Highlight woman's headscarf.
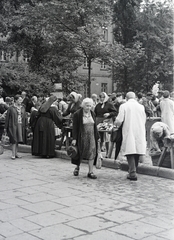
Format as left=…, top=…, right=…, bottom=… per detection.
left=40, top=95, right=57, bottom=113
left=99, top=92, right=109, bottom=108
left=69, top=92, right=81, bottom=103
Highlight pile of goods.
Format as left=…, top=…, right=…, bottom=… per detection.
left=97, top=122, right=114, bottom=132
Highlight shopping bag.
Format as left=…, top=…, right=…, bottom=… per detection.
left=1, top=133, right=10, bottom=147
left=96, top=142, right=102, bottom=169
left=96, top=152, right=102, bottom=169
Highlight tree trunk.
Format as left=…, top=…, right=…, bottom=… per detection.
left=123, top=66, right=128, bottom=92
left=87, top=59, right=91, bottom=97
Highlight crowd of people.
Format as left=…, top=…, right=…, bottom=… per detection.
left=0, top=89, right=174, bottom=181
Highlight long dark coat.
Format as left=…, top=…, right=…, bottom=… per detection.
left=72, top=108, right=100, bottom=166
left=5, top=105, right=27, bottom=144
left=32, top=106, right=62, bottom=157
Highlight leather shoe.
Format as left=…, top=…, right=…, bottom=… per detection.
left=87, top=172, right=97, bottom=179
left=127, top=174, right=137, bottom=181
left=73, top=167, right=79, bottom=176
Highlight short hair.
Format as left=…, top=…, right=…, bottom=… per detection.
left=81, top=98, right=93, bottom=108
left=146, top=92, right=153, bottom=96
left=5, top=97, right=12, bottom=103
left=91, top=94, right=97, bottom=98
left=14, top=94, right=22, bottom=101
left=116, top=92, right=123, bottom=97
left=163, top=90, right=170, bottom=98
left=63, top=97, right=67, bottom=102
left=137, top=92, right=143, bottom=99
left=126, top=92, right=136, bottom=100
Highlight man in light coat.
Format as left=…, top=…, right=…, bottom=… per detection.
left=115, top=92, right=146, bottom=181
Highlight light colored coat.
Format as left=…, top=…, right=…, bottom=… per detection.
left=115, top=99, right=146, bottom=155
left=160, top=98, right=174, bottom=134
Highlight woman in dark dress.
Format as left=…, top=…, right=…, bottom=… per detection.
left=94, top=92, right=117, bottom=157
left=31, top=96, right=62, bottom=158
left=71, top=98, right=100, bottom=179
left=5, top=95, right=27, bottom=160
left=62, top=91, right=82, bottom=118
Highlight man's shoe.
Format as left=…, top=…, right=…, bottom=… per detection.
left=127, top=174, right=137, bottom=181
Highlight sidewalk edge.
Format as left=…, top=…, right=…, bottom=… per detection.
left=5, top=144, right=174, bottom=180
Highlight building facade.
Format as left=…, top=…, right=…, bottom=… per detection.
left=77, top=25, right=114, bottom=97
left=1, top=25, right=114, bottom=97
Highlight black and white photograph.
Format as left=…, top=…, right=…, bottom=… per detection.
left=0, top=0, right=174, bottom=239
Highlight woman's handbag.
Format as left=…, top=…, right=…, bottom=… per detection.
left=1, top=133, right=10, bottom=147
left=67, top=145, right=78, bottom=159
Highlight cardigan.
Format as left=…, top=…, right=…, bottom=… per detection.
left=71, top=108, right=100, bottom=166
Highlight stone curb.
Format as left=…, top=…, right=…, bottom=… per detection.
left=4, top=144, right=174, bottom=180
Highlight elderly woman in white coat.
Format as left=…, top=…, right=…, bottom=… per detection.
left=114, top=92, right=146, bottom=181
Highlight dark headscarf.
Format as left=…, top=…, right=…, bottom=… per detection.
left=40, top=95, right=57, bottom=113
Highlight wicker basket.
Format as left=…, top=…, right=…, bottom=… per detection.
left=151, top=152, right=171, bottom=168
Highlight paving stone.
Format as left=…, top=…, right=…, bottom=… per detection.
left=18, top=192, right=57, bottom=203
left=74, top=230, right=135, bottom=240
left=43, top=187, right=84, bottom=198
left=5, top=233, right=41, bottom=240
left=86, top=199, right=130, bottom=211
left=0, top=207, right=34, bottom=222
left=142, top=236, right=170, bottom=240
left=98, top=209, right=143, bottom=224
left=14, top=187, right=38, bottom=195
left=157, top=228, right=174, bottom=240
left=109, top=220, right=163, bottom=239
left=2, top=197, right=30, bottom=206
left=57, top=205, right=104, bottom=218
left=140, top=216, right=174, bottom=230
left=66, top=216, right=115, bottom=232
left=9, top=218, right=41, bottom=232
left=0, top=150, right=174, bottom=240
left=30, top=224, right=84, bottom=240
left=25, top=211, right=75, bottom=227
left=0, top=202, right=15, bottom=210
left=51, top=195, right=93, bottom=207
left=0, top=222, right=22, bottom=237
left=21, top=200, right=65, bottom=213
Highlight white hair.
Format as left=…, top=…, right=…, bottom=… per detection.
left=81, top=98, right=93, bottom=108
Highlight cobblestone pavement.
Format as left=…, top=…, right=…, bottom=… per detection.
left=0, top=150, right=174, bottom=240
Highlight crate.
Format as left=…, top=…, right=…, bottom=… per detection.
left=151, top=152, right=171, bottom=168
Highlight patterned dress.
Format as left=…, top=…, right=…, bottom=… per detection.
left=81, top=114, right=96, bottom=160
left=14, top=105, right=23, bottom=143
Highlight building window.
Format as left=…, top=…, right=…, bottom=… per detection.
left=103, top=29, right=108, bottom=41
left=101, top=61, right=106, bottom=70
left=0, top=50, right=7, bottom=61
left=83, top=57, right=88, bottom=68
left=101, top=83, right=108, bottom=93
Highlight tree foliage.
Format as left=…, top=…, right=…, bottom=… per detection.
left=0, top=0, right=113, bottom=96
left=112, top=0, right=173, bottom=93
